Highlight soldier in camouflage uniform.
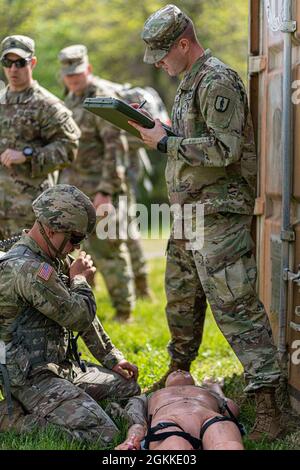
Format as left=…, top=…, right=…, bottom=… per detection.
left=0, top=35, right=80, bottom=239
left=0, top=185, right=140, bottom=445
left=130, top=4, right=282, bottom=440
left=94, top=81, right=171, bottom=300
left=58, top=45, right=140, bottom=319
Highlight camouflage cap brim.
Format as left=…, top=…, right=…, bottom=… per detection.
left=143, top=45, right=168, bottom=64
left=0, top=47, right=32, bottom=60
left=61, top=62, right=88, bottom=76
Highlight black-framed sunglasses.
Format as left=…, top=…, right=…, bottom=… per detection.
left=1, top=57, right=32, bottom=68
left=69, top=232, right=86, bottom=246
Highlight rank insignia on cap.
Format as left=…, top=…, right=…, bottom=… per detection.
left=37, top=263, right=54, bottom=281
left=215, top=95, right=230, bottom=112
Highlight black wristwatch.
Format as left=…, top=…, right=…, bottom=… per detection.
left=157, top=136, right=168, bottom=153
left=23, top=146, right=33, bottom=159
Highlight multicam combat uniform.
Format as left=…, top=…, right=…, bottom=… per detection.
left=164, top=51, right=281, bottom=392
left=141, top=3, right=281, bottom=393
left=0, top=81, right=80, bottom=238
left=0, top=233, right=139, bottom=444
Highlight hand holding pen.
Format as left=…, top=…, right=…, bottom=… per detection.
left=138, top=99, right=147, bottom=109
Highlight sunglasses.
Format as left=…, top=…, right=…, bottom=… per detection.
left=69, top=232, right=86, bottom=246
left=1, top=57, right=32, bottom=68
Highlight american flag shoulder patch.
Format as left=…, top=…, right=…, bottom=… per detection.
left=37, top=263, right=54, bottom=281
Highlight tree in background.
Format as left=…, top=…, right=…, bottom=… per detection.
left=1, top=0, right=248, bottom=101
left=0, top=0, right=248, bottom=204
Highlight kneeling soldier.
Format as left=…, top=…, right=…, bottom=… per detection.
left=0, top=184, right=139, bottom=445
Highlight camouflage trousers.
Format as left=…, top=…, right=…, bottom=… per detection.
left=86, top=188, right=148, bottom=315
left=165, top=213, right=281, bottom=393
left=0, top=362, right=140, bottom=446
left=86, top=235, right=135, bottom=315
left=125, top=183, right=148, bottom=282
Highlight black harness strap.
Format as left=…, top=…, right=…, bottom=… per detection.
left=68, top=332, right=87, bottom=373
left=224, top=402, right=246, bottom=436
left=200, top=404, right=246, bottom=442
left=143, top=421, right=202, bottom=450
left=200, top=416, right=238, bottom=441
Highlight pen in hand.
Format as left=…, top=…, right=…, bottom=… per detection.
left=138, top=99, right=147, bottom=110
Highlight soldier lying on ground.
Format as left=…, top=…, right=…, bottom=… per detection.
left=115, top=370, right=244, bottom=450
left=0, top=184, right=139, bottom=446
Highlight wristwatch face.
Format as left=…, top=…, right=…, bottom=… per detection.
left=23, top=146, right=33, bottom=157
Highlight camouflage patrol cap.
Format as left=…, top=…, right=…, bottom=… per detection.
left=58, top=44, right=89, bottom=76
left=32, top=185, right=96, bottom=235
left=0, top=35, right=35, bottom=60
left=142, top=4, right=190, bottom=64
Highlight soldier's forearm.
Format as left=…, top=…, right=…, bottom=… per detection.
left=81, top=317, right=124, bottom=368
left=167, top=134, right=242, bottom=167
left=30, top=141, right=78, bottom=178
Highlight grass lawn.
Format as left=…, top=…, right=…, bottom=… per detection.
left=1, top=253, right=300, bottom=450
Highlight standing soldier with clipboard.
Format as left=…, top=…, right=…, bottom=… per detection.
left=130, top=4, right=283, bottom=441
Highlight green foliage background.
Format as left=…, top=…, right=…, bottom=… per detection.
left=0, top=0, right=248, bottom=104
left=0, top=0, right=248, bottom=205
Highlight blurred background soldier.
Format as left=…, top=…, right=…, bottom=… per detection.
left=59, top=45, right=163, bottom=319
left=58, top=44, right=137, bottom=320
left=0, top=35, right=80, bottom=240
left=0, top=185, right=139, bottom=445
left=95, top=79, right=171, bottom=299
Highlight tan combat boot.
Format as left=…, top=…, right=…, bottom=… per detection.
left=144, top=360, right=191, bottom=393
left=0, top=398, right=39, bottom=433
left=248, top=387, right=282, bottom=441
left=135, top=274, right=153, bottom=300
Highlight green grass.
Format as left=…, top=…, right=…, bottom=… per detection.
left=1, top=255, right=300, bottom=450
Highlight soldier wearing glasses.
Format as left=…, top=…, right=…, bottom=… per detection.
left=0, top=35, right=80, bottom=240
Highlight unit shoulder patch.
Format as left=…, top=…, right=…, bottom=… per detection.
left=215, top=95, right=230, bottom=113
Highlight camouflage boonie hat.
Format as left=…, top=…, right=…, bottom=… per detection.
left=0, top=35, right=35, bottom=60
left=58, top=44, right=89, bottom=76
left=32, top=185, right=96, bottom=235
left=142, top=4, right=190, bottom=64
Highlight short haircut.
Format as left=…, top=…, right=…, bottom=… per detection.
left=177, top=21, right=198, bottom=44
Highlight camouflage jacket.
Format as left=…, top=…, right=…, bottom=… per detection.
left=0, top=235, right=124, bottom=387
left=0, top=81, right=80, bottom=222
left=166, top=50, right=256, bottom=215
left=62, top=76, right=127, bottom=197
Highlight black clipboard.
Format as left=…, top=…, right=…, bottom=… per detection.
left=83, top=97, right=176, bottom=139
